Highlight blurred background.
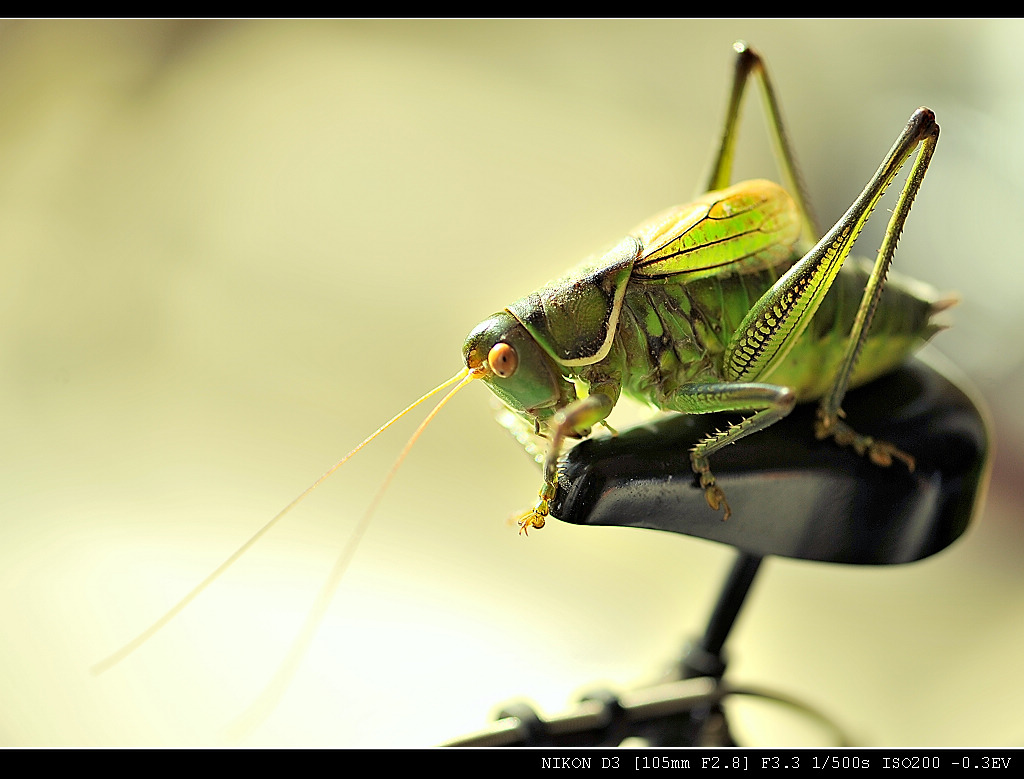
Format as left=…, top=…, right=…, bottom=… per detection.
left=0, top=19, right=1020, bottom=747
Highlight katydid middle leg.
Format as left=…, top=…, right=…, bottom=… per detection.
left=705, top=40, right=820, bottom=250
left=666, top=382, right=797, bottom=520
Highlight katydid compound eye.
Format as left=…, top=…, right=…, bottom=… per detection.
left=487, top=342, right=518, bottom=378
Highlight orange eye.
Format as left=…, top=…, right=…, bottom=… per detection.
left=487, top=342, right=518, bottom=378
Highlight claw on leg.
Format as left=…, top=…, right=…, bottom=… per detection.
left=692, top=455, right=732, bottom=521
left=516, top=501, right=548, bottom=535
left=702, top=478, right=732, bottom=522
left=516, top=482, right=555, bottom=535
left=865, top=439, right=915, bottom=471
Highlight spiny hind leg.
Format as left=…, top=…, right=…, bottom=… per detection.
left=812, top=112, right=938, bottom=474
left=720, top=109, right=938, bottom=479
left=668, top=383, right=796, bottom=521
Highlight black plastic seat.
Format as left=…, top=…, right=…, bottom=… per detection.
left=551, top=359, right=989, bottom=565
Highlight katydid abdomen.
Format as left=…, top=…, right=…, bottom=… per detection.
left=615, top=259, right=948, bottom=408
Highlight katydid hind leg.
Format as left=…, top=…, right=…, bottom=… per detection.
left=721, top=109, right=938, bottom=396
left=687, top=109, right=938, bottom=514
left=814, top=109, right=939, bottom=471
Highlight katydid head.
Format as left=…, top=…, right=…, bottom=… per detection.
left=462, top=311, right=576, bottom=435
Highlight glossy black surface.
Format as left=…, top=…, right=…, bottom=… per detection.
left=550, top=360, right=989, bottom=565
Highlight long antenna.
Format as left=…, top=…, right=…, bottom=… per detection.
left=227, top=366, right=482, bottom=738
left=92, top=367, right=477, bottom=675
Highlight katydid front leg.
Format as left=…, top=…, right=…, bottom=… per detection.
left=518, top=389, right=615, bottom=534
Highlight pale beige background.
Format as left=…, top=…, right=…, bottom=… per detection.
left=1, top=19, right=1021, bottom=747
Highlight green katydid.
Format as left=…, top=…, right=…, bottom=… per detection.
left=465, top=41, right=947, bottom=529
left=94, top=41, right=951, bottom=720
